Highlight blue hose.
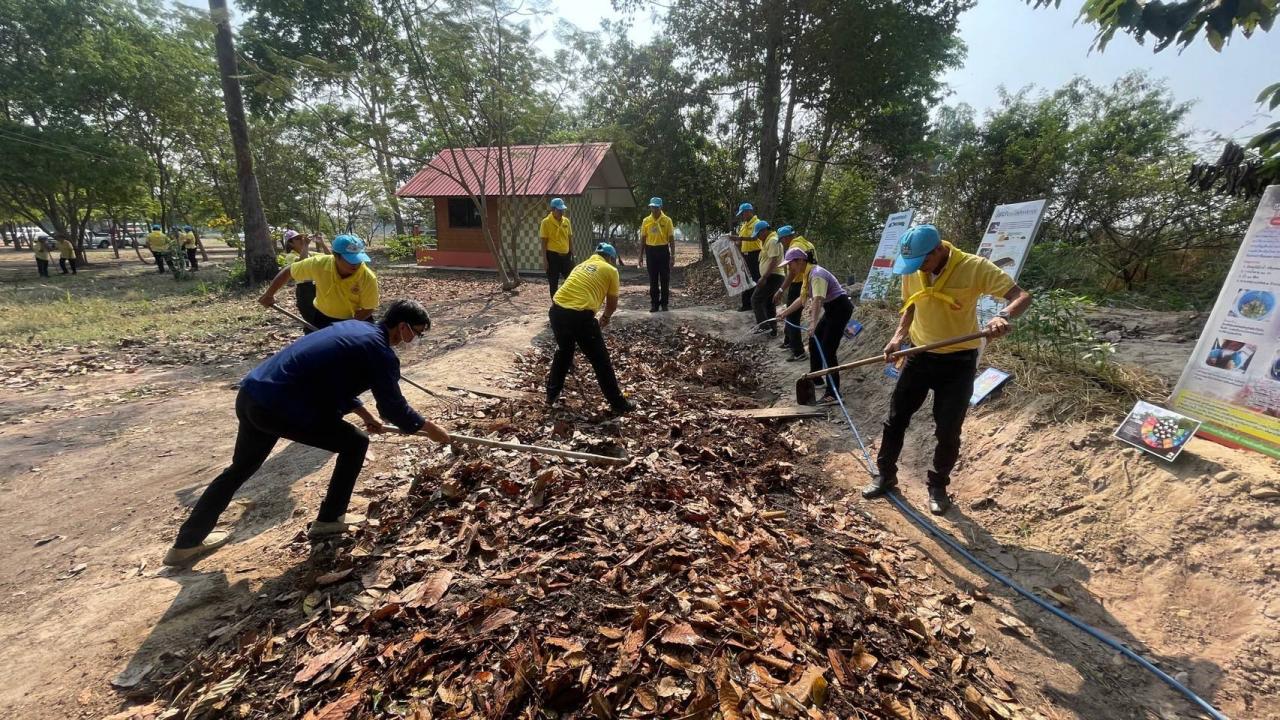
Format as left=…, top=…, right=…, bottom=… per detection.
left=784, top=319, right=1230, bottom=720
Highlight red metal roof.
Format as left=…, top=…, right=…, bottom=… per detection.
left=397, top=143, right=613, bottom=198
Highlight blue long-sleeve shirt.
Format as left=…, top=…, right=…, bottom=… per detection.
left=241, top=320, right=425, bottom=433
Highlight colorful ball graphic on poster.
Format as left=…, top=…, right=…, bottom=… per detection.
left=1140, top=415, right=1191, bottom=450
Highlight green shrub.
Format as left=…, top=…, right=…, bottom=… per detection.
left=386, top=234, right=432, bottom=263
left=222, top=259, right=248, bottom=289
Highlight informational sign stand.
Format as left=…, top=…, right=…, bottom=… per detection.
left=710, top=234, right=755, bottom=297
left=970, top=368, right=1012, bottom=406
left=1114, top=400, right=1201, bottom=462
left=975, top=199, right=1048, bottom=327
left=860, top=210, right=914, bottom=301
left=1169, top=185, right=1280, bottom=459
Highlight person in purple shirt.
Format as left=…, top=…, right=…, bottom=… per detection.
left=775, top=247, right=855, bottom=404
left=163, top=299, right=451, bottom=567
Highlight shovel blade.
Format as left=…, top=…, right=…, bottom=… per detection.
left=795, top=377, right=816, bottom=405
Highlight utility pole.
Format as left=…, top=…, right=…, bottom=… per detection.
left=209, top=0, right=275, bottom=283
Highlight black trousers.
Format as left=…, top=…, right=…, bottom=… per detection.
left=876, top=349, right=978, bottom=489
left=309, top=307, right=346, bottom=331
left=740, top=250, right=761, bottom=310
left=784, top=283, right=804, bottom=353
left=152, top=251, right=174, bottom=273
left=546, top=304, right=624, bottom=406
left=59, top=257, right=76, bottom=274
left=546, top=251, right=572, bottom=298
left=173, top=390, right=369, bottom=548
left=752, top=273, right=784, bottom=333
left=645, top=244, right=671, bottom=310
left=807, top=295, right=854, bottom=394
left=186, top=248, right=198, bottom=270
left=36, top=258, right=49, bottom=277
left=296, top=282, right=319, bottom=333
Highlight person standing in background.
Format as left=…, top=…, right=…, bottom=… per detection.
left=637, top=197, right=675, bottom=313
left=33, top=234, right=51, bottom=277
left=540, top=198, right=573, bottom=298
left=734, top=203, right=761, bottom=312
left=181, top=225, right=199, bottom=270
left=773, top=227, right=815, bottom=361
left=278, top=230, right=320, bottom=330
left=751, top=220, right=785, bottom=336
left=146, top=225, right=175, bottom=274
left=56, top=232, right=77, bottom=275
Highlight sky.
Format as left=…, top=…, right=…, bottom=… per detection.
left=540, top=0, right=1280, bottom=147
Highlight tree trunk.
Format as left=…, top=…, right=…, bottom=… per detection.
left=210, top=0, right=274, bottom=284
left=755, top=1, right=785, bottom=219
left=696, top=196, right=709, bottom=261
left=801, top=116, right=836, bottom=230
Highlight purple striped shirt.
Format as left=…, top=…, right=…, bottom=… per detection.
left=807, top=265, right=846, bottom=302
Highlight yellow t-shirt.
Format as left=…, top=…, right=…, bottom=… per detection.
left=180, top=232, right=197, bottom=249
left=56, top=239, right=75, bottom=258
left=738, top=216, right=761, bottom=253
left=539, top=213, right=572, bottom=255
left=553, top=254, right=620, bottom=312
left=758, top=232, right=785, bottom=277
left=289, top=254, right=380, bottom=319
left=277, top=250, right=300, bottom=268
left=34, top=239, right=50, bottom=260
left=641, top=213, right=675, bottom=246
left=145, top=231, right=170, bottom=252
left=790, top=235, right=814, bottom=258
left=900, top=242, right=1014, bottom=352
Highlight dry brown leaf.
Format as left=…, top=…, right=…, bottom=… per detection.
left=294, top=644, right=351, bottom=685
left=660, top=622, right=704, bottom=646
left=826, top=649, right=847, bottom=686
left=301, top=690, right=363, bottom=720
left=478, top=608, right=518, bottom=634
left=880, top=696, right=913, bottom=720
left=985, top=657, right=1015, bottom=685
left=997, top=615, right=1033, bottom=638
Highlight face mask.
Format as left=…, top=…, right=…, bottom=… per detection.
left=394, top=325, right=424, bottom=357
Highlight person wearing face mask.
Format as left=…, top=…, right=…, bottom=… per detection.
left=259, top=234, right=379, bottom=329
left=163, top=299, right=450, bottom=567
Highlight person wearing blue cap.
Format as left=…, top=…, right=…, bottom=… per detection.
left=750, top=219, right=784, bottom=335
left=638, top=197, right=675, bottom=312
left=546, top=243, right=635, bottom=414
left=259, top=234, right=379, bottom=330
left=771, top=226, right=815, bottom=360
left=540, top=198, right=574, bottom=298
left=180, top=225, right=199, bottom=270
left=734, top=202, right=761, bottom=312
left=145, top=224, right=175, bottom=274
left=864, top=224, right=1033, bottom=514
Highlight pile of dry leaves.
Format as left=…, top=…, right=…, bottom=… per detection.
left=132, top=323, right=1040, bottom=720
left=680, top=259, right=735, bottom=309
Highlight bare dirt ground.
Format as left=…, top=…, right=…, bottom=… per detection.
left=1, top=251, right=1276, bottom=719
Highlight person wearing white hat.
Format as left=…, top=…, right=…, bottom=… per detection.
left=638, top=197, right=675, bottom=312
left=540, top=198, right=573, bottom=298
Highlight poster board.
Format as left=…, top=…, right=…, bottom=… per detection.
left=1113, top=400, right=1201, bottom=462
left=975, top=199, right=1048, bottom=326
left=970, top=368, right=1012, bottom=406
left=860, top=210, right=915, bottom=301
left=1169, top=185, right=1280, bottom=459
left=710, top=234, right=756, bottom=297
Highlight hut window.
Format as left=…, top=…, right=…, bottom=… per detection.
left=447, top=199, right=483, bottom=228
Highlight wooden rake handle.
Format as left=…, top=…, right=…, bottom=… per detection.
left=800, top=331, right=989, bottom=381
left=447, top=433, right=628, bottom=466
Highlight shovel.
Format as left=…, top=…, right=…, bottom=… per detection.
left=795, top=331, right=989, bottom=405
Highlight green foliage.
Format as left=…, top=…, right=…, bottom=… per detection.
left=222, top=259, right=248, bottom=288
left=386, top=234, right=430, bottom=263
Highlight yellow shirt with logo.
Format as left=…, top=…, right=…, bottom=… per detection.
left=145, top=231, right=171, bottom=252
left=289, top=254, right=380, bottom=319
left=789, top=235, right=814, bottom=257
left=641, top=213, right=675, bottom=246
left=180, top=231, right=197, bottom=249
left=738, top=216, right=761, bottom=253
left=900, top=242, right=1014, bottom=352
left=553, top=254, right=620, bottom=312
left=758, top=232, right=785, bottom=277
left=540, top=213, right=572, bottom=255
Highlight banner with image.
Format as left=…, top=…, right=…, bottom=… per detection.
left=710, top=234, right=756, bottom=297
left=860, top=209, right=915, bottom=301
left=1170, top=185, right=1280, bottom=459
left=975, top=199, right=1048, bottom=326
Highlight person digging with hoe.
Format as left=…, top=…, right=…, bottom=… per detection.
left=546, top=243, right=635, bottom=415
left=259, top=234, right=379, bottom=330
left=862, top=225, right=1032, bottom=515
left=163, top=300, right=451, bottom=567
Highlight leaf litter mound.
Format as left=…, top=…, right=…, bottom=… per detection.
left=135, top=322, right=1041, bottom=720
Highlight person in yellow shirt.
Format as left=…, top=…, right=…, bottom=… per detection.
left=145, top=224, right=175, bottom=274
left=864, top=225, right=1033, bottom=515
left=33, top=234, right=52, bottom=277
left=749, top=220, right=785, bottom=335
left=540, top=197, right=573, bottom=298
left=259, top=234, right=379, bottom=329
left=733, top=202, right=761, bottom=312
left=637, top=197, right=675, bottom=312
left=772, top=227, right=815, bottom=360
left=180, top=225, right=199, bottom=271
left=546, top=243, right=634, bottom=414
left=55, top=233, right=77, bottom=275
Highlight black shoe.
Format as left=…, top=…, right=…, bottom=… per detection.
left=650, top=306, right=659, bottom=313
left=546, top=393, right=560, bottom=408
left=861, top=475, right=898, bottom=499
left=928, top=486, right=952, bottom=515
left=659, top=305, right=668, bottom=312
left=778, top=340, right=789, bottom=349
left=737, top=306, right=752, bottom=312
left=609, top=398, right=636, bottom=414
left=786, top=351, right=807, bottom=362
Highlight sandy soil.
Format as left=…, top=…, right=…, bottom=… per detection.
left=1, top=261, right=1277, bottom=720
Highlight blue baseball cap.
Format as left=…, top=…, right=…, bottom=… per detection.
left=332, top=234, right=371, bottom=264
left=752, top=219, right=771, bottom=236
left=151, top=224, right=161, bottom=231
left=550, top=198, right=567, bottom=210
left=182, top=225, right=193, bottom=231
left=892, top=225, right=941, bottom=275
left=648, top=197, right=663, bottom=208
left=595, top=242, right=617, bottom=261
left=776, top=225, right=794, bottom=238
left=736, top=202, right=753, bottom=215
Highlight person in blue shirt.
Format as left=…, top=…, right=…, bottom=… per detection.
left=163, top=299, right=451, bottom=567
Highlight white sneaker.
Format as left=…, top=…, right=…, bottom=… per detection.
left=162, top=531, right=231, bottom=567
